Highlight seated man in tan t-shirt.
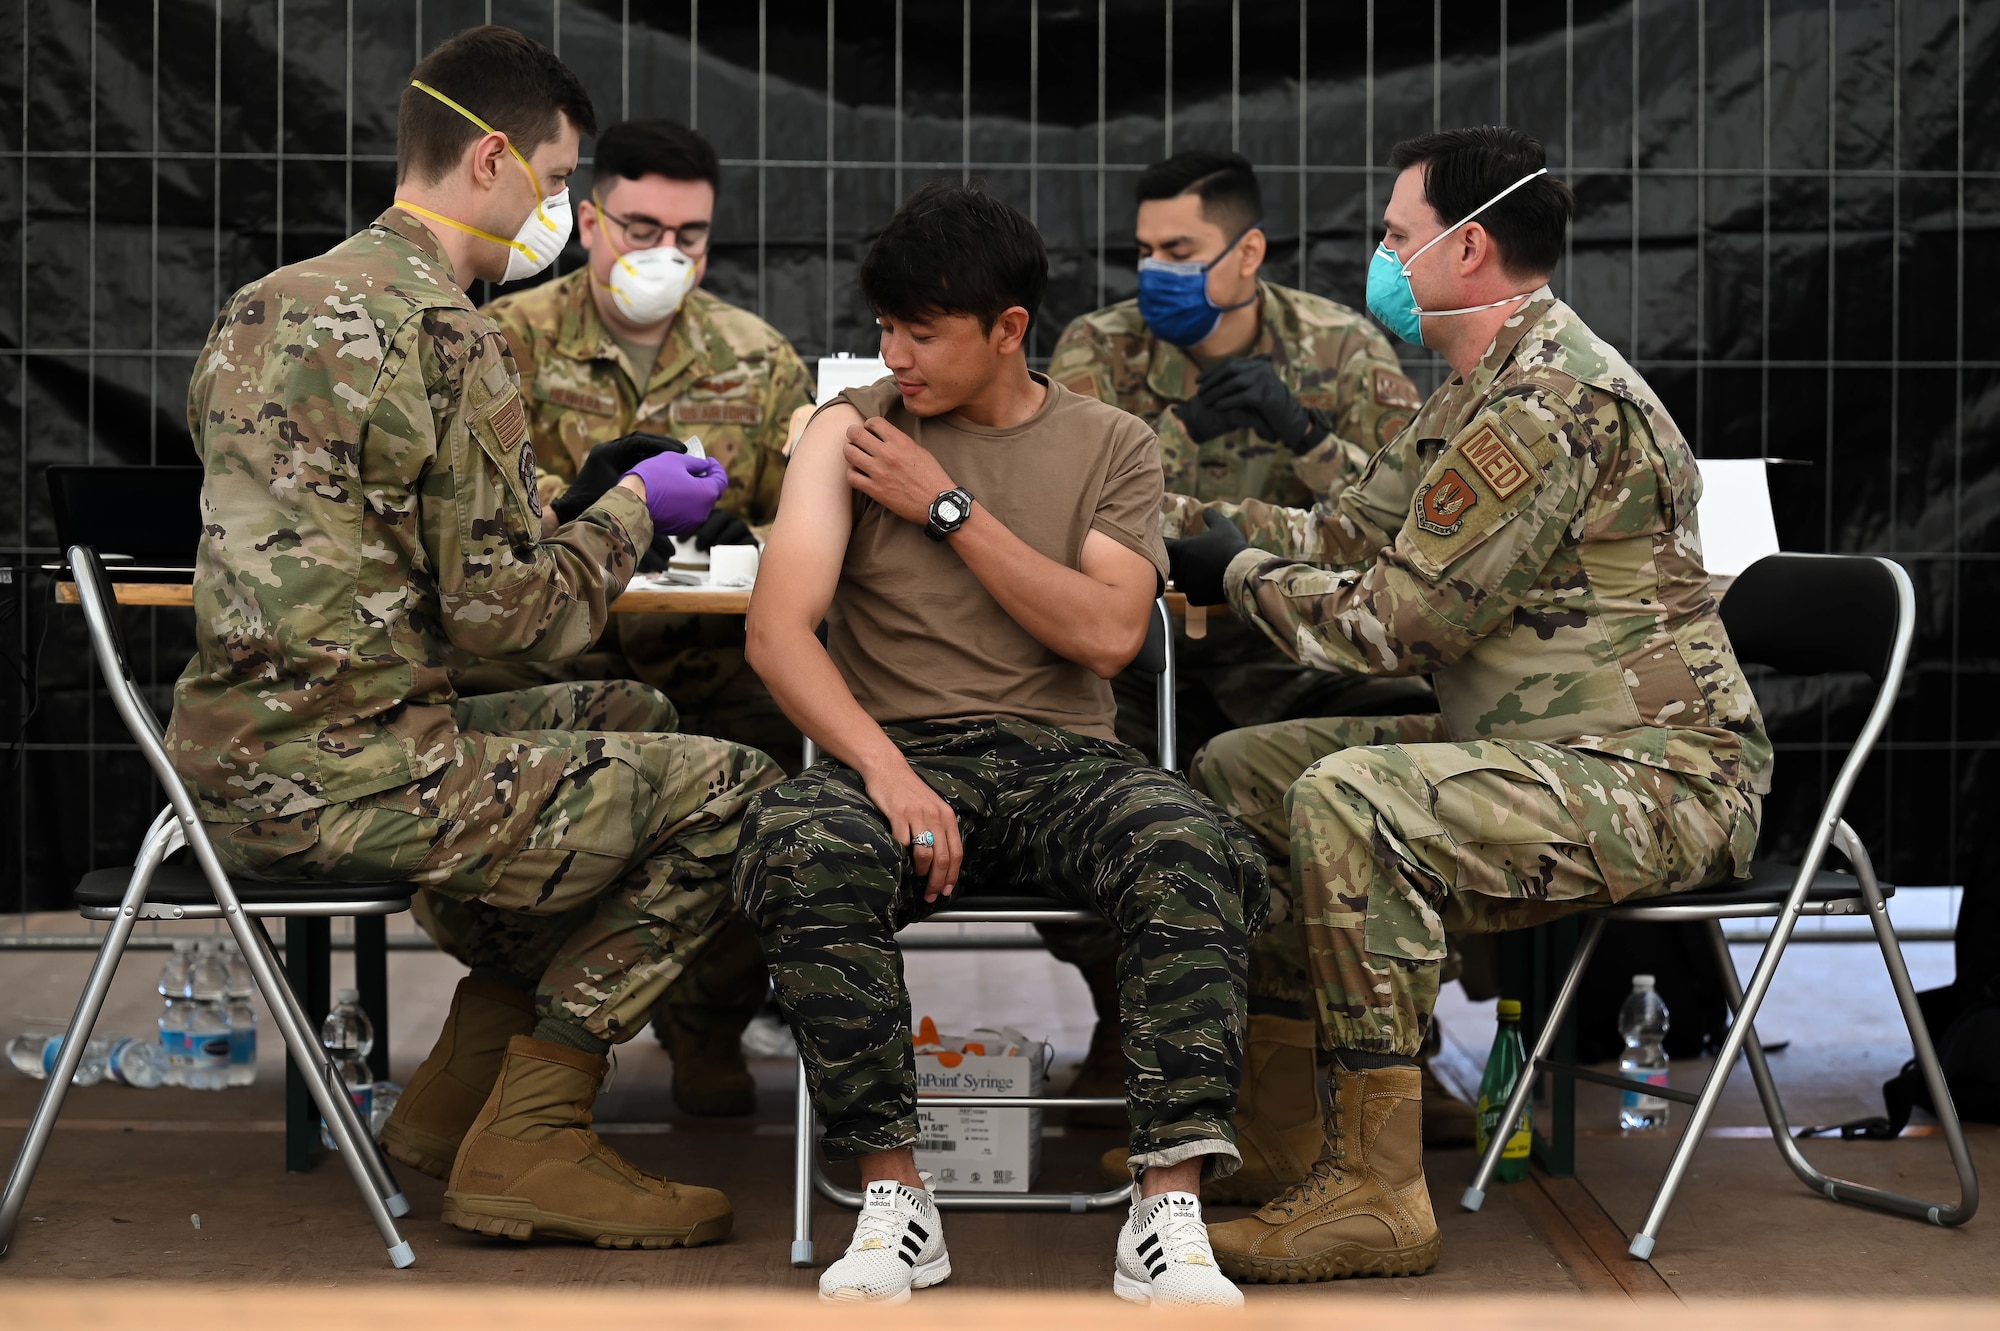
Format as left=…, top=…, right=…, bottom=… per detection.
left=733, top=182, right=1266, bottom=1308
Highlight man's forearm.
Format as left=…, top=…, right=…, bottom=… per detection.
left=947, top=507, right=1145, bottom=678
left=748, top=621, right=905, bottom=777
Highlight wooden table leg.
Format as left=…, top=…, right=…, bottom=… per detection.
left=285, top=917, right=332, bottom=1173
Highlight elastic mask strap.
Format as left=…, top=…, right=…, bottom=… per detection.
left=1205, top=219, right=1263, bottom=313
left=391, top=198, right=527, bottom=256
left=406, top=78, right=555, bottom=237
left=591, top=190, right=645, bottom=280
left=1398, top=168, right=1549, bottom=276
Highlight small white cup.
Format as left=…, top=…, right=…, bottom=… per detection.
left=709, top=544, right=761, bottom=587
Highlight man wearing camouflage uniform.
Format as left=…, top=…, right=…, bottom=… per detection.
left=481, top=119, right=814, bottom=1118
left=1166, top=128, right=1770, bottom=1283
left=164, top=27, right=782, bottom=1249
left=1045, top=149, right=1437, bottom=1167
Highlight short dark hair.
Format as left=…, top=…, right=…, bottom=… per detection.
left=398, top=26, right=598, bottom=186
left=859, top=181, right=1048, bottom=333
left=1134, top=150, right=1262, bottom=236
left=1388, top=127, right=1572, bottom=277
left=591, top=119, right=721, bottom=194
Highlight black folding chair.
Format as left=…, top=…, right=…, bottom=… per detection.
left=0, top=547, right=419, bottom=1269
left=789, top=598, right=1178, bottom=1265
left=1462, top=553, right=1978, bottom=1257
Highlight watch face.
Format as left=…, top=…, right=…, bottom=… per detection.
left=938, top=498, right=965, bottom=523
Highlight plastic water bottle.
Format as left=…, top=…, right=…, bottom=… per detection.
left=1618, top=974, right=1671, bottom=1130
left=1475, top=999, right=1532, bottom=1182
left=319, top=989, right=376, bottom=1151
left=157, top=938, right=196, bottom=1086
left=105, top=1037, right=169, bottom=1088
left=223, top=941, right=260, bottom=1086
left=184, top=941, right=233, bottom=1090
left=7, top=1033, right=114, bottom=1085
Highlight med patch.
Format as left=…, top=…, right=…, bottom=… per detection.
left=1457, top=422, right=1533, bottom=499
left=1402, top=413, right=1552, bottom=579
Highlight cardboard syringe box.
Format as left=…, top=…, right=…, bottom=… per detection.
left=912, top=1042, right=1046, bottom=1192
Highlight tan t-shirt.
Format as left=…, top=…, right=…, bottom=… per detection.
left=816, top=372, right=1168, bottom=740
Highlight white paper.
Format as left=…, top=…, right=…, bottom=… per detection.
left=1695, top=458, right=1781, bottom=577
left=815, top=353, right=890, bottom=405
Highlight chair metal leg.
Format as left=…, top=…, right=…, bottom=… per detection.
left=246, top=920, right=409, bottom=1217
left=230, top=915, right=414, bottom=1267
left=1702, top=828, right=1977, bottom=1228
left=792, top=1056, right=816, bottom=1267
left=0, top=808, right=176, bottom=1257
left=1625, top=847, right=1839, bottom=1259
left=1464, top=914, right=1607, bottom=1211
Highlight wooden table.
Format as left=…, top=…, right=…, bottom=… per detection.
left=56, top=579, right=754, bottom=616
left=57, top=580, right=1212, bottom=627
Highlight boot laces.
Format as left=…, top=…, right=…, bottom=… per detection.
left=1273, top=1125, right=1347, bottom=1218
left=847, top=1186, right=927, bottom=1255
left=1147, top=1198, right=1215, bottom=1262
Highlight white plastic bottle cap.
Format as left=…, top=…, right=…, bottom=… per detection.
left=1633, top=974, right=1656, bottom=988
left=337, top=987, right=359, bottom=1003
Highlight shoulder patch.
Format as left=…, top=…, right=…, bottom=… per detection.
left=1062, top=374, right=1104, bottom=401
left=1372, top=366, right=1423, bottom=410
left=487, top=386, right=528, bottom=453
left=1457, top=422, right=1534, bottom=500
left=1400, top=414, right=1553, bottom=580
left=1414, top=469, right=1480, bottom=536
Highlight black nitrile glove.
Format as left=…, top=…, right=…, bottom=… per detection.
left=1165, top=509, right=1250, bottom=607
left=691, top=508, right=756, bottom=553
left=549, top=432, right=687, bottom=525
left=1173, top=392, right=1234, bottom=444
left=1189, top=356, right=1328, bottom=454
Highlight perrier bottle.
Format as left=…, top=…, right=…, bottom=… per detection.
left=1474, top=998, right=1532, bottom=1182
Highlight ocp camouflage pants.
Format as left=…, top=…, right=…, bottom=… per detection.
left=733, top=718, right=1269, bottom=1171
left=209, top=680, right=784, bottom=1042
left=1194, top=715, right=1761, bottom=1056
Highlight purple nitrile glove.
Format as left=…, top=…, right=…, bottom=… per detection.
left=624, top=452, right=730, bottom=536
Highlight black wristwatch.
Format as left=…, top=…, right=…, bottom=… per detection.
left=925, top=487, right=974, bottom=542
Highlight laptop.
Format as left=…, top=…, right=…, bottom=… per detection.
left=45, top=464, right=205, bottom=582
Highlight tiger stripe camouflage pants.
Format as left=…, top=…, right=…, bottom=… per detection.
left=1192, top=714, right=1761, bottom=1056
left=208, top=680, right=784, bottom=1042
left=732, top=718, right=1269, bottom=1172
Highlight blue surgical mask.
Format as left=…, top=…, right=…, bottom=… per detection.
left=1365, top=168, right=1550, bottom=347
left=1137, top=222, right=1262, bottom=348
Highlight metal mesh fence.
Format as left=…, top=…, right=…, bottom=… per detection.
left=1, top=0, right=1994, bottom=927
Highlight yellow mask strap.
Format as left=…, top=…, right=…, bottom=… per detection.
left=405, top=78, right=556, bottom=235
left=390, top=197, right=531, bottom=257
left=590, top=190, right=647, bottom=280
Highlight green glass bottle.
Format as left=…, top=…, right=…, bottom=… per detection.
left=1474, top=999, right=1532, bottom=1182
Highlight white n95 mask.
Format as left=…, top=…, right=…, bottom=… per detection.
left=395, top=79, right=572, bottom=284
left=503, top=186, right=572, bottom=282
left=604, top=244, right=698, bottom=324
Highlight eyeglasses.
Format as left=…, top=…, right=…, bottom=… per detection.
left=596, top=200, right=712, bottom=257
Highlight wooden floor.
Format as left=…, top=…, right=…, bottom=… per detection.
left=1, top=921, right=1993, bottom=1313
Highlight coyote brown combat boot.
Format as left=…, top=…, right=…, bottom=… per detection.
left=379, top=976, right=536, bottom=1179
left=658, top=1007, right=758, bottom=1117
left=444, top=1035, right=734, bottom=1248
left=1100, top=1012, right=1322, bottom=1205
left=1206, top=1063, right=1440, bottom=1282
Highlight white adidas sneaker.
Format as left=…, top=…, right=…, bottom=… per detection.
left=819, top=1177, right=951, bottom=1303
left=1114, top=1190, right=1244, bottom=1307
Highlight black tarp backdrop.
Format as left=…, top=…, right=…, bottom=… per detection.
left=0, top=1, right=1995, bottom=940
